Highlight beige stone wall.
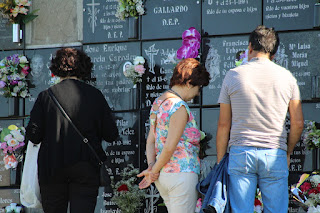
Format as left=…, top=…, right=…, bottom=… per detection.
left=25, top=0, right=83, bottom=48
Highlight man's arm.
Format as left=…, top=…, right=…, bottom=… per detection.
left=287, top=100, right=304, bottom=166
left=216, top=103, right=232, bottom=163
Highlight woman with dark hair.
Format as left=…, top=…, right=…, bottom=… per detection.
left=25, top=48, right=118, bottom=213
left=138, top=58, right=210, bottom=213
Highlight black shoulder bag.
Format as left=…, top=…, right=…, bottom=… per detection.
left=48, top=88, right=110, bottom=186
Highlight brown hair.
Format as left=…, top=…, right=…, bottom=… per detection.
left=50, top=48, right=93, bottom=81
left=169, top=58, right=210, bottom=88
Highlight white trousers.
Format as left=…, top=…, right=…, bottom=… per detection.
left=154, top=172, right=198, bottom=213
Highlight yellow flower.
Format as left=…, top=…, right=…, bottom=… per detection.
left=8, top=125, right=18, bottom=130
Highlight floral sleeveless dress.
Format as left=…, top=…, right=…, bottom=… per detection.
left=150, top=97, right=200, bottom=174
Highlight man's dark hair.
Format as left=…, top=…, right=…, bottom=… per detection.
left=249, top=25, right=279, bottom=56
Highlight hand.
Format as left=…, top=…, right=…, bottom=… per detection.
left=137, top=169, right=159, bottom=189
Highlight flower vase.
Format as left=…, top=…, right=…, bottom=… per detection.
left=128, top=17, right=138, bottom=39
left=130, top=84, right=138, bottom=109
left=12, top=23, right=20, bottom=43
left=8, top=97, right=24, bottom=117
left=314, top=3, right=320, bottom=28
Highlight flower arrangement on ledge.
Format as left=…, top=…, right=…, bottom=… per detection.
left=0, top=0, right=38, bottom=24
left=123, top=56, right=146, bottom=85
left=115, top=0, right=145, bottom=20
left=111, top=164, right=146, bottom=213
left=0, top=125, right=25, bottom=169
left=302, top=120, right=320, bottom=150
left=291, top=171, right=320, bottom=213
left=0, top=54, right=30, bottom=98
left=177, top=27, right=201, bottom=59
left=3, top=203, right=24, bottom=213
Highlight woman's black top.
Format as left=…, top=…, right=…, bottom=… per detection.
left=25, top=79, right=119, bottom=183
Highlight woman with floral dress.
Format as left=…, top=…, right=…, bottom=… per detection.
left=138, top=58, right=210, bottom=213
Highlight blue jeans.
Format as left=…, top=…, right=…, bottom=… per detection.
left=228, top=146, right=288, bottom=213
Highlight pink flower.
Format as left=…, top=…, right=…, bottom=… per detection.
left=195, top=198, right=202, bottom=212
left=0, top=142, right=7, bottom=150
left=21, top=66, right=29, bottom=75
left=182, top=27, right=201, bottom=42
left=134, top=64, right=145, bottom=75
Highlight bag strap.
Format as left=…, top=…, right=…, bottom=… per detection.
left=48, top=88, right=104, bottom=165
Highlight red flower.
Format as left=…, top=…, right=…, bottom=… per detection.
left=308, top=188, right=319, bottom=195
left=117, top=184, right=129, bottom=192
left=300, top=182, right=312, bottom=192
left=254, top=198, right=262, bottom=206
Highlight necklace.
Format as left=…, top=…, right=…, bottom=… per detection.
left=167, top=89, right=183, bottom=100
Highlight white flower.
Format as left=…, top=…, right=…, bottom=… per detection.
left=13, top=86, right=20, bottom=93
left=19, top=56, right=28, bottom=64
left=20, top=90, right=28, bottom=98
left=310, top=175, right=320, bottom=185
left=18, top=81, right=25, bottom=88
left=133, top=56, right=145, bottom=65
left=305, top=199, right=316, bottom=207
left=10, top=129, right=21, bottom=138
left=136, top=4, right=144, bottom=15
left=307, top=205, right=320, bottom=213
left=7, top=138, right=19, bottom=147
left=11, top=92, right=17, bottom=97
left=3, top=134, right=13, bottom=141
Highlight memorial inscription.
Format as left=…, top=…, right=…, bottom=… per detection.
left=141, top=0, right=200, bottom=40
left=84, top=43, right=140, bottom=111
left=202, top=0, right=261, bottom=35
left=83, top=0, right=130, bottom=43
left=263, top=0, right=314, bottom=31
left=275, top=31, right=320, bottom=101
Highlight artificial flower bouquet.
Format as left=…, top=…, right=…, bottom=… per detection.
left=177, top=27, right=201, bottom=59
left=235, top=49, right=248, bottom=67
left=0, top=125, right=25, bottom=169
left=123, top=56, right=146, bottom=85
left=0, top=0, right=38, bottom=24
left=291, top=171, right=320, bottom=213
left=115, top=0, right=145, bottom=20
left=3, top=203, right=24, bottom=213
left=0, top=54, right=30, bottom=98
left=302, top=120, right=320, bottom=150
left=111, top=164, right=146, bottom=213
left=254, top=188, right=263, bottom=213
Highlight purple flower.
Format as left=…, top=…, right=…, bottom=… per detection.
left=177, top=27, right=201, bottom=59
left=177, top=45, right=199, bottom=59
left=182, top=37, right=200, bottom=49
left=11, top=80, right=18, bottom=85
left=0, top=81, right=6, bottom=88
left=182, top=27, right=201, bottom=42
